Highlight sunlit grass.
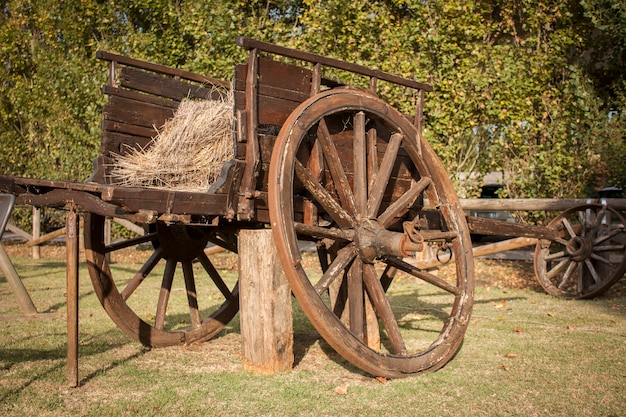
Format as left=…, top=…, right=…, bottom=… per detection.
left=0, top=245, right=624, bottom=416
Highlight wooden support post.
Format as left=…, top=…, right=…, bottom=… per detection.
left=66, top=206, right=80, bottom=387
left=239, top=228, right=293, bottom=373
left=0, top=194, right=37, bottom=315
left=0, top=243, right=38, bottom=315
left=104, top=217, right=111, bottom=264
left=32, top=206, right=40, bottom=259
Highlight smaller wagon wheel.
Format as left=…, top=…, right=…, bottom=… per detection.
left=84, top=213, right=239, bottom=347
left=534, top=204, right=626, bottom=299
left=269, top=87, right=475, bottom=378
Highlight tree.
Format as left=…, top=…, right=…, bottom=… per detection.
left=0, top=0, right=623, bottom=201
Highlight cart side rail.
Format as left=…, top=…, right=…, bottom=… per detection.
left=96, top=50, right=231, bottom=89
left=236, top=37, right=432, bottom=93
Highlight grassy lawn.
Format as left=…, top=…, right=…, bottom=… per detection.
left=0, top=244, right=624, bottom=417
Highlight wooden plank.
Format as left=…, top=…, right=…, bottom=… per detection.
left=99, top=186, right=230, bottom=216
left=233, top=59, right=312, bottom=127
left=26, top=226, right=67, bottom=247
left=101, top=131, right=154, bottom=156
left=102, top=85, right=180, bottom=109
left=234, top=59, right=312, bottom=101
left=101, top=120, right=156, bottom=140
left=239, top=229, right=293, bottom=373
left=461, top=198, right=626, bottom=211
left=234, top=90, right=304, bottom=126
left=103, top=95, right=175, bottom=130
left=120, top=67, right=226, bottom=102
left=466, top=216, right=558, bottom=240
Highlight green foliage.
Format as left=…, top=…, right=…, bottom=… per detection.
left=0, top=0, right=623, bottom=198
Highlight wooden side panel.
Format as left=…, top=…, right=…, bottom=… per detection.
left=101, top=131, right=154, bottom=156
left=102, top=95, right=175, bottom=130
left=234, top=58, right=311, bottom=128
left=120, top=67, right=225, bottom=101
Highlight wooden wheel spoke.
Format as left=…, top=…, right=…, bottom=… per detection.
left=555, top=237, right=570, bottom=246
left=353, top=111, right=367, bottom=217
left=589, top=207, right=606, bottom=230
left=367, top=133, right=402, bottom=218
left=593, top=243, right=626, bottom=252
left=155, top=258, right=177, bottom=330
left=558, top=260, right=579, bottom=290
left=295, top=159, right=354, bottom=229
left=198, top=251, right=235, bottom=301
left=121, top=246, right=164, bottom=301
left=367, top=127, right=378, bottom=190
left=544, top=250, right=566, bottom=261
left=294, top=222, right=354, bottom=242
left=315, top=245, right=357, bottom=294
left=348, top=259, right=365, bottom=340
left=546, top=258, right=570, bottom=280
left=182, top=261, right=202, bottom=328
left=317, top=245, right=330, bottom=274
left=385, top=256, right=461, bottom=295
left=363, top=264, right=407, bottom=355
left=378, top=177, right=431, bottom=227
left=590, top=252, right=616, bottom=267
left=105, top=232, right=158, bottom=253
left=206, top=235, right=238, bottom=253
left=380, top=264, right=397, bottom=292
left=316, top=118, right=356, bottom=215
left=560, top=217, right=578, bottom=239
left=593, top=228, right=625, bottom=246
left=583, top=259, right=601, bottom=285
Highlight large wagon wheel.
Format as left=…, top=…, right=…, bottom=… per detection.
left=84, top=213, right=239, bottom=347
left=534, top=204, right=626, bottom=299
left=268, top=87, right=475, bottom=378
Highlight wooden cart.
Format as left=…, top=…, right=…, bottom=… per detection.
left=1, top=37, right=624, bottom=379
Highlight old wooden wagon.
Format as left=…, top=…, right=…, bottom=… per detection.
left=1, top=37, right=625, bottom=379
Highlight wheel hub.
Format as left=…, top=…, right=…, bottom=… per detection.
left=157, top=223, right=212, bottom=262
left=565, top=236, right=593, bottom=262
left=354, top=219, right=423, bottom=263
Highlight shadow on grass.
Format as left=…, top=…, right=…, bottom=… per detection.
left=0, top=328, right=145, bottom=399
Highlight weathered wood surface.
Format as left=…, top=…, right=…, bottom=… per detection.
left=466, top=216, right=557, bottom=240
left=239, top=228, right=293, bottom=373
left=97, top=50, right=230, bottom=161
left=0, top=243, right=38, bottom=315
left=0, top=194, right=37, bottom=315
left=65, top=207, right=80, bottom=387
left=461, top=198, right=626, bottom=211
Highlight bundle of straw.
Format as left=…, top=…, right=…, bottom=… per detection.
left=110, top=93, right=234, bottom=192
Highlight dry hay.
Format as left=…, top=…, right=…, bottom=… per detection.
left=110, top=92, right=234, bottom=192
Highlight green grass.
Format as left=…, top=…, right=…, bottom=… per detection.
left=0, top=248, right=624, bottom=417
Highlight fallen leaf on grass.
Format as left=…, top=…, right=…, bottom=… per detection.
left=375, top=376, right=387, bottom=384
left=513, top=327, right=523, bottom=333
left=335, top=385, right=348, bottom=395
left=547, top=312, right=554, bottom=317
left=505, top=353, right=518, bottom=359
left=567, top=324, right=576, bottom=331
left=502, top=365, right=510, bottom=371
